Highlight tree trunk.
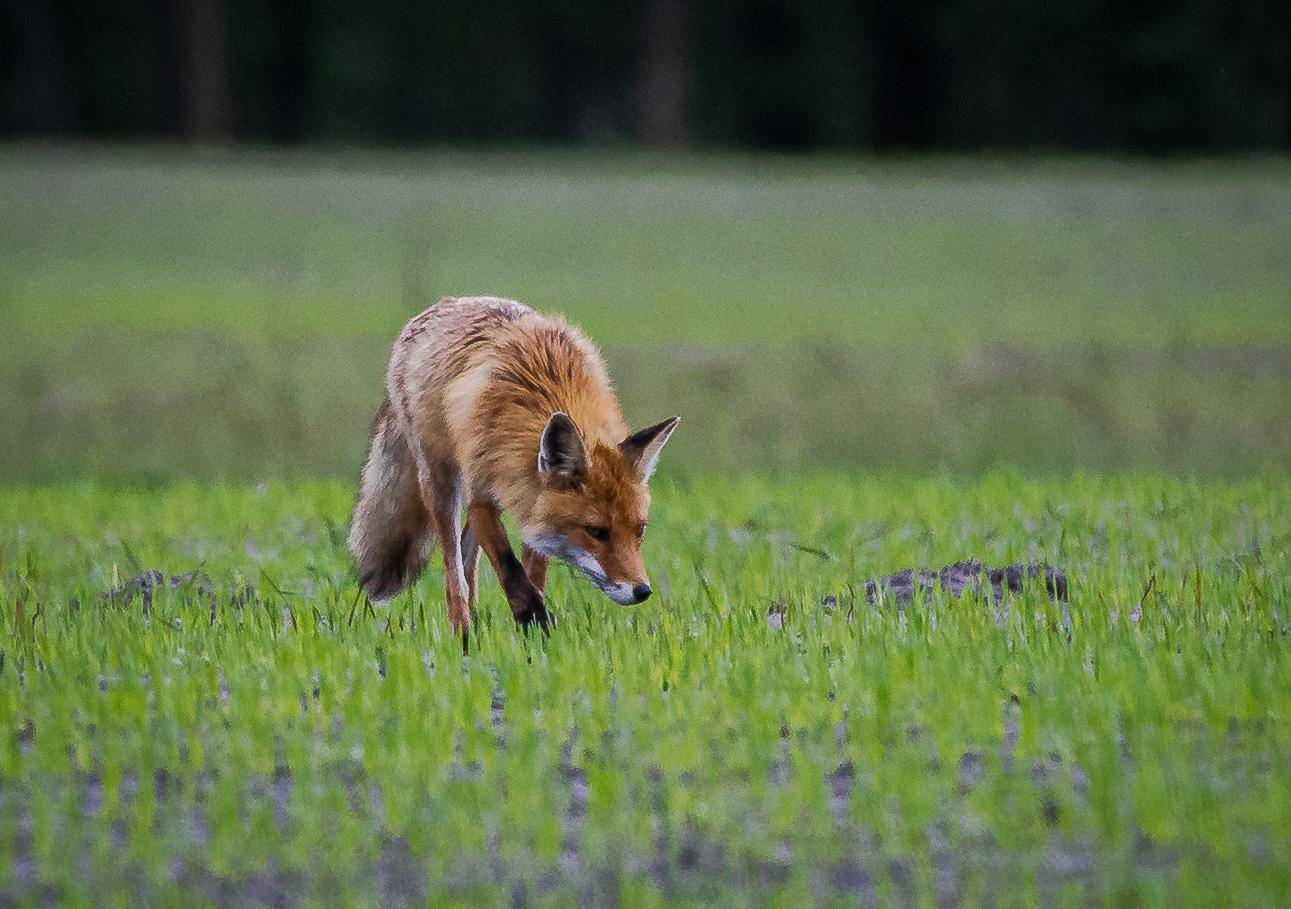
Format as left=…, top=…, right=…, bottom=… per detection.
left=634, top=0, right=694, bottom=148
left=179, top=0, right=231, bottom=140
left=2, top=0, right=78, bottom=135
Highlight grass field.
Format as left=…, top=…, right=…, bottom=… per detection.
left=2, top=147, right=1290, bottom=905
left=2, top=475, right=1289, bottom=906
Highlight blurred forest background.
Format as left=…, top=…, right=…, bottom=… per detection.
left=4, top=0, right=1290, bottom=152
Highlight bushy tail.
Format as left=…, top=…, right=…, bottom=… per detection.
left=349, top=398, right=431, bottom=601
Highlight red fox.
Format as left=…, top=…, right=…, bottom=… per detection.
left=349, top=295, right=679, bottom=636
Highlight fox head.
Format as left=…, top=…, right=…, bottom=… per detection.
left=522, top=412, right=679, bottom=605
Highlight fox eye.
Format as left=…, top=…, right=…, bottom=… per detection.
left=636, top=523, right=647, bottom=541
left=584, top=525, right=611, bottom=543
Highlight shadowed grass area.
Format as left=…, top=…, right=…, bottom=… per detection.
left=3, top=146, right=1290, bottom=482
left=2, top=331, right=1288, bottom=483
left=616, top=340, right=1291, bottom=478
left=5, top=148, right=1290, bottom=344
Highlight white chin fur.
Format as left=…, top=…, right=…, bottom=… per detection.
left=601, top=582, right=639, bottom=605
left=520, top=528, right=566, bottom=560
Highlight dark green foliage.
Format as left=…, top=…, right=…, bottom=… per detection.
left=4, top=0, right=1289, bottom=150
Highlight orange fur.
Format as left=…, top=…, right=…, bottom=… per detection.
left=349, top=296, right=678, bottom=637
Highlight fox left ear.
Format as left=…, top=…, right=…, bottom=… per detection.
left=539, top=412, right=588, bottom=485
left=620, top=416, right=680, bottom=482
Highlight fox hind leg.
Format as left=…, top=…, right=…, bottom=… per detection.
left=420, top=463, right=472, bottom=634
left=461, top=522, right=481, bottom=612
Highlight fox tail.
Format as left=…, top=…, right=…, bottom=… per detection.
left=349, top=398, right=431, bottom=601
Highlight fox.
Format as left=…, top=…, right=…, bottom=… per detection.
left=349, top=295, right=679, bottom=637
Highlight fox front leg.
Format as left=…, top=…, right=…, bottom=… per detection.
left=466, top=502, right=552, bottom=631
left=521, top=544, right=549, bottom=592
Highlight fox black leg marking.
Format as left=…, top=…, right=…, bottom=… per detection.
left=467, top=502, right=554, bottom=632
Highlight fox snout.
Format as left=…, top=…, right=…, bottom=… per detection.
left=605, top=578, right=652, bottom=605
left=575, top=551, right=652, bottom=606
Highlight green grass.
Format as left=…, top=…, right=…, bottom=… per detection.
left=3, top=149, right=1289, bottom=348
left=3, top=147, right=1291, bottom=481
left=2, top=475, right=1289, bottom=906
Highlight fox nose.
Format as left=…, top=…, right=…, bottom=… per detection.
left=631, top=583, right=652, bottom=604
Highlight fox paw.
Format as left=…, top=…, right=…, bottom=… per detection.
left=515, top=604, right=555, bottom=633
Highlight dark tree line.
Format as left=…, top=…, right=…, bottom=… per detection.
left=3, top=0, right=1289, bottom=152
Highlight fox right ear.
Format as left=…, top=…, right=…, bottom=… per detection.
left=538, top=412, right=587, bottom=484
left=620, top=416, right=680, bottom=482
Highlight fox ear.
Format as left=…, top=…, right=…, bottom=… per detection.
left=539, top=412, right=587, bottom=484
left=620, top=416, right=680, bottom=482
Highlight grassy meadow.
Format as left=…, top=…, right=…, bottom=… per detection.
left=2, top=147, right=1290, bottom=906
left=2, top=147, right=1290, bottom=480
left=3, top=475, right=1289, bottom=907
